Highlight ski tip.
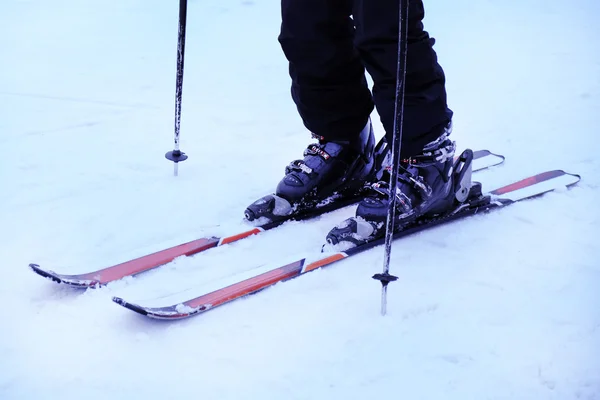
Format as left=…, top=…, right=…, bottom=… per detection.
left=29, top=263, right=56, bottom=283
left=112, top=297, right=150, bottom=316
left=29, top=263, right=63, bottom=284
left=29, top=263, right=98, bottom=288
left=112, top=297, right=206, bottom=320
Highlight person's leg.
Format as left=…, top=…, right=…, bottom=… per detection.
left=279, top=0, right=374, bottom=141
left=244, top=0, right=379, bottom=220
left=324, top=1, right=463, bottom=246
left=353, top=0, right=453, bottom=158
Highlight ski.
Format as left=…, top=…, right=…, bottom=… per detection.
left=112, top=169, right=580, bottom=320
left=29, top=150, right=504, bottom=288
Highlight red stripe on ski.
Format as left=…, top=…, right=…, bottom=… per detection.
left=82, top=237, right=219, bottom=285
left=218, top=228, right=263, bottom=245
left=184, top=259, right=306, bottom=310
left=302, top=253, right=347, bottom=273
left=490, top=170, right=565, bottom=195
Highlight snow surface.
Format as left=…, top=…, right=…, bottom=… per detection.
left=1, top=0, right=600, bottom=399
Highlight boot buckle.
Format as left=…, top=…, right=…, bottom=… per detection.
left=453, top=149, right=474, bottom=203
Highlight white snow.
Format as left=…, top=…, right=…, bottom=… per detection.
left=1, top=0, right=599, bottom=399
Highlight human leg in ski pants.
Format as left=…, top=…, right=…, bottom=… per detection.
left=278, top=0, right=453, bottom=158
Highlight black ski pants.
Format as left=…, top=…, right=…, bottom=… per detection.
left=279, top=0, right=453, bottom=157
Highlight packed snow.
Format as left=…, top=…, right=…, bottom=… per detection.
left=1, top=0, right=599, bottom=399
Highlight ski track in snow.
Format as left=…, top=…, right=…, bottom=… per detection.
left=1, top=0, right=599, bottom=399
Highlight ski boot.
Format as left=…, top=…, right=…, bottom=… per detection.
left=245, top=119, right=386, bottom=223
left=326, top=125, right=474, bottom=248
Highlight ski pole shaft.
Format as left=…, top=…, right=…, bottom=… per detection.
left=165, top=0, right=189, bottom=175
left=373, top=0, right=409, bottom=316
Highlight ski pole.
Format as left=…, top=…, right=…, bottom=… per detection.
left=372, top=0, right=410, bottom=316
left=165, top=0, right=189, bottom=175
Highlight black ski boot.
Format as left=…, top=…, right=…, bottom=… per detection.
left=245, top=119, right=382, bottom=223
left=326, top=124, right=473, bottom=248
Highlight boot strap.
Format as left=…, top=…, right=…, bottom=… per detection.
left=285, top=160, right=314, bottom=176
left=403, top=141, right=456, bottom=166
left=304, top=144, right=331, bottom=160
left=285, top=143, right=332, bottom=176
left=368, top=181, right=416, bottom=214
left=397, top=166, right=433, bottom=199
